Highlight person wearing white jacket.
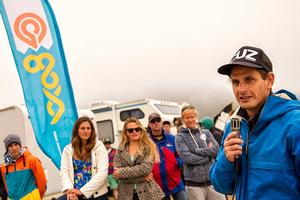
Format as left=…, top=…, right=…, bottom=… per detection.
left=58, top=117, right=109, bottom=200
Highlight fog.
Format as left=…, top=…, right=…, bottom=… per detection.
left=0, top=0, right=299, bottom=118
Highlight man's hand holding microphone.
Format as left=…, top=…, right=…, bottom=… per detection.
left=224, top=118, right=243, bottom=163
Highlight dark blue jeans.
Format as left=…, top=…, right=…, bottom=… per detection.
left=163, top=189, right=189, bottom=200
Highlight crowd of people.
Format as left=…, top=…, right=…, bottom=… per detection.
left=0, top=46, right=299, bottom=200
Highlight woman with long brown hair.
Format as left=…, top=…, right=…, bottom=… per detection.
left=58, top=116, right=108, bottom=200
left=113, top=117, right=164, bottom=200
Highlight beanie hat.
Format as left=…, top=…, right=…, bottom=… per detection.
left=200, top=117, right=214, bottom=130
left=3, top=134, right=22, bottom=151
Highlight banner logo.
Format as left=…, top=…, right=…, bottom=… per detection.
left=14, top=11, right=65, bottom=125
left=14, top=13, right=46, bottom=50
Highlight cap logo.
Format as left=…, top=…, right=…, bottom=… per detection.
left=231, top=49, right=258, bottom=63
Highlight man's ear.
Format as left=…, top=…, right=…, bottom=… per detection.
left=266, top=72, right=275, bottom=89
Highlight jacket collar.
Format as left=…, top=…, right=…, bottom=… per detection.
left=149, top=129, right=165, bottom=142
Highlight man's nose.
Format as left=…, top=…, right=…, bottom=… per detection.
left=237, top=82, right=248, bottom=92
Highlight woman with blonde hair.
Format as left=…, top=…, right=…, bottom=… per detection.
left=114, top=118, right=164, bottom=200
left=58, top=116, right=109, bottom=200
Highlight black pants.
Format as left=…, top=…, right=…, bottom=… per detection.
left=0, top=167, right=7, bottom=200
left=133, top=192, right=139, bottom=200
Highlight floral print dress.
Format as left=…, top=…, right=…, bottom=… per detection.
left=73, top=159, right=92, bottom=189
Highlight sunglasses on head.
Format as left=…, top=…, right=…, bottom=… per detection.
left=103, top=142, right=111, bottom=144
left=127, top=127, right=142, bottom=133
left=150, top=118, right=161, bottom=123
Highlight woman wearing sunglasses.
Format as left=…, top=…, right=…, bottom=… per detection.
left=114, top=118, right=164, bottom=200
left=58, top=117, right=109, bottom=200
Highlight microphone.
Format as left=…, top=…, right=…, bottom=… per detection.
left=230, top=118, right=240, bottom=134
left=230, top=118, right=241, bottom=173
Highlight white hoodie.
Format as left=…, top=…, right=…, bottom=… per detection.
left=60, top=140, right=108, bottom=198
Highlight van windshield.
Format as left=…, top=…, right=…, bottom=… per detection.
left=154, top=104, right=181, bottom=115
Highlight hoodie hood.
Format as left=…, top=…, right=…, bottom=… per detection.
left=275, top=89, right=298, bottom=100
left=250, top=92, right=300, bottom=134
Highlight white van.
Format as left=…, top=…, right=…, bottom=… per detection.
left=90, top=99, right=182, bottom=148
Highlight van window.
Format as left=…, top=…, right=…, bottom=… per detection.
left=120, top=109, right=145, bottom=121
left=154, top=104, right=181, bottom=115
left=96, top=120, right=114, bottom=143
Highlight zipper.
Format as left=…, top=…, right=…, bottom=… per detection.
left=244, top=105, right=265, bottom=200
left=245, top=128, right=252, bottom=160
left=245, top=104, right=264, bottom=159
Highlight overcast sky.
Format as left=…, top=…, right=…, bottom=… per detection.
left=0, top=0, right=299, bottom=118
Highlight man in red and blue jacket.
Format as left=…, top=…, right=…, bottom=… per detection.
left=148, top=113, right=188, bottom=200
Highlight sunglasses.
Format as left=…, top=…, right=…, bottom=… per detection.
left=150, top=118, right=161, bottom=123
left=127, top=127, right=142, bottom=133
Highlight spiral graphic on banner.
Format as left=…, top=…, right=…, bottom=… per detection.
left=23, top=53, right=65, bottom=125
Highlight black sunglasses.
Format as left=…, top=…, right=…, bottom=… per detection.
left=150, top=118, right=161, bottom=123
left=127, top=127, right=142, bottom=133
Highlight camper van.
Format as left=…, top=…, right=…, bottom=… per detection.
left=0, top=105, right=94, bottom=196
left=90, top=99, right=182, bottom=148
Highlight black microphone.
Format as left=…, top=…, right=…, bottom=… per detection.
left=230, top=117, right=241, bottom=173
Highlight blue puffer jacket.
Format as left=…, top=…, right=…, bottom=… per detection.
left=210, top=93, right=300, bottom=200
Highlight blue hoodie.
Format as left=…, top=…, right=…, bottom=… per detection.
left=210, top=92, right=300, bottom=200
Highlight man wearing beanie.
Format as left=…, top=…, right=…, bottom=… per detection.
left=210, top=46, right=300, bottom=200
left=1, top=134, right=47, bottom=200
